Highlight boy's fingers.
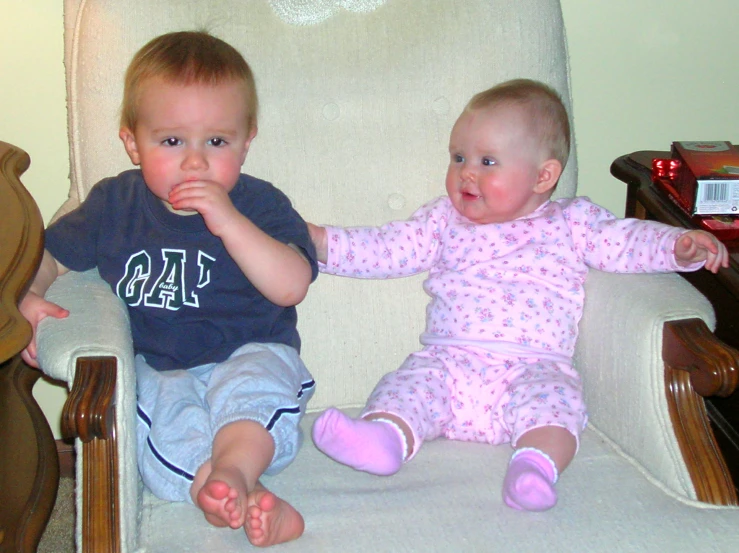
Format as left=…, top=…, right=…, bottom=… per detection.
left=53, top=306, right=70, bottom=319
left=21, top=347, right=39, bottom=368
left=44, top=303, right=70, bottom=320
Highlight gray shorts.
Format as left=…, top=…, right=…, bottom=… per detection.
left=135, top=342, right=315, bottom=502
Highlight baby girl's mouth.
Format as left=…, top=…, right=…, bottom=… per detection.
left=461, top=191, right=481, bottom=200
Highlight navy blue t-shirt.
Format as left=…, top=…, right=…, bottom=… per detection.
left=45, top=170, right=318, bottom=371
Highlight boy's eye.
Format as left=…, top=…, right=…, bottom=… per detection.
left=482, top=157, right=496, bottom=166
left=209, top=137, right=226, bottom=147
left=162, top=137, right=181, bottom=147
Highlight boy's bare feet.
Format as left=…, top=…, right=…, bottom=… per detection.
left=191, top=462, right=248, bottom=529
left=189, top=420, right=302, bottom=545
left=245, top=484, right=305, bottom=547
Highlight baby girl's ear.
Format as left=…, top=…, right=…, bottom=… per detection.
left=534, top=159, right=563, bottom=194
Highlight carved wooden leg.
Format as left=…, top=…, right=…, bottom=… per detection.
left=0, top=357, right=59, bottom=553
left=62, top=356, right=120, bottom=553
left=663, top=319, right=739, bottom=505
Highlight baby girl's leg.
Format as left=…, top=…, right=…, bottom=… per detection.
left=501, top=359, right=585, bottom=511
left=312, top=408, right=412, bottom=475
left=313, top=351, right=452, bottom=475
left=503, top=425, right=576, bottom=512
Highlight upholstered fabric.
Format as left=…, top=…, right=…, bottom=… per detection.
left=40, top=267, right=729, bottom=552
left=61, top=0, right=577, bottom=399
left=36, top=0, right=739, bottom=551
left=132, top=408, right=739, bottom=553
left=577, top=270, right=715, bottom=498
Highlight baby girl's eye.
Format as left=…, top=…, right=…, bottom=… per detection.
left=482, top=157, right=496, bottom=166
left=454, top=154, right=464, bottom=163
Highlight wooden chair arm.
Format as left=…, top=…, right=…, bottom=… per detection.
left=663, top=318, right=739, bottom=505
left=62, top=356, right=121, bottom=553
left=63, top=357, right=117, bottom=442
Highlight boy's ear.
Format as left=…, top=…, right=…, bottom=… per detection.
left=534, top=159, right=563, bottom=194
left=241, top=126, right=258, bottom=164
left=119, top=128, right=141, bottom=165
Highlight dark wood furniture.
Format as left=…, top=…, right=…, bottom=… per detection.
left=612, top=150, right=739, bottom=493
left=0, top=141, right=58, bottom=552
left=0, top=141, right=120, bottom=553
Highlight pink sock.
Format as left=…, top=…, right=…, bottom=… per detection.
left=312, top=408, right=406, bottom=476
left=503, top=448, right=559, bottom=512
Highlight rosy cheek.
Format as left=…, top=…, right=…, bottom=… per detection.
left=144, top=154, right=173, bottom=174
left=142, top=163, right=166, bottom=181
left=139, top=156, right=175, bottom=191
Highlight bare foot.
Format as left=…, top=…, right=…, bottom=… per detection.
left=245, top=485, right=305, bottom=547
left=191, top=463, right=248, bottom=529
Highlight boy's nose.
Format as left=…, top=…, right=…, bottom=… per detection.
left=182, top=148, right=208, bottom=170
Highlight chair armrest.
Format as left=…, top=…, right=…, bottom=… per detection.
left=575, top=269, right=718, bottom=500
left=36, top=269, right=133, bottom=383
left=661, top=318, right=738, bottom=504
left=36, top=269, right=139, bottom=553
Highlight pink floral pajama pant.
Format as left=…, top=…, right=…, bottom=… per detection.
left=361, top=345, right=588, bottom=459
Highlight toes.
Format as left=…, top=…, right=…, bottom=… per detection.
left=257, top=491, right=277, bottom=512
left=225, top=496, right=239, bottom=513
left=202, top=480, right=231, bottom=501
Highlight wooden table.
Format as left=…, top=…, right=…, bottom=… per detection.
left=612, top=150, right=739, bottom=491
left=0, top=141, right=59, bottom=552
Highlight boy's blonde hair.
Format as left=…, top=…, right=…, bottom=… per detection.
left=466, top=79, right=570, bottom=169
left=120, top=31, right=258, bottom=133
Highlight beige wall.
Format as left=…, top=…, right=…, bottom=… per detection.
left=562, top=0, right=739, bottom=212
left=2, top=0, right=70, bottom=438
left=3, top=0, right=738, bottom=437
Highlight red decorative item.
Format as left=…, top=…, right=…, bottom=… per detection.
left=652, top=158, right=681, bottom=181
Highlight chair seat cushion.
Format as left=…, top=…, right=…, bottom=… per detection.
left=139, top=411, right=739, bottom=552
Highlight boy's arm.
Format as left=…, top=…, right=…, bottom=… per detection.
left=168, top=179, right=312, bottom=306
left=19, top=249, right=70, bottom=367
left=219, top=215, right=313, bottom=307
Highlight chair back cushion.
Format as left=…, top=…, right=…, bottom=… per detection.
left=63, top=0, right=577, bottom=409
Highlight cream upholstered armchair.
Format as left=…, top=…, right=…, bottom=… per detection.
left=24, top=0, right=739, bottom=551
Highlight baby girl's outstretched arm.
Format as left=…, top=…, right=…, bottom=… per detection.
left=675, top=230, right=730, bottom=273
left=307, top=223, right=328, bottom=264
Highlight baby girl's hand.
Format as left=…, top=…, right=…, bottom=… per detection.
left=307, top=223, right=328, bottom=264
left=675, top=230, right=730, bottom=273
